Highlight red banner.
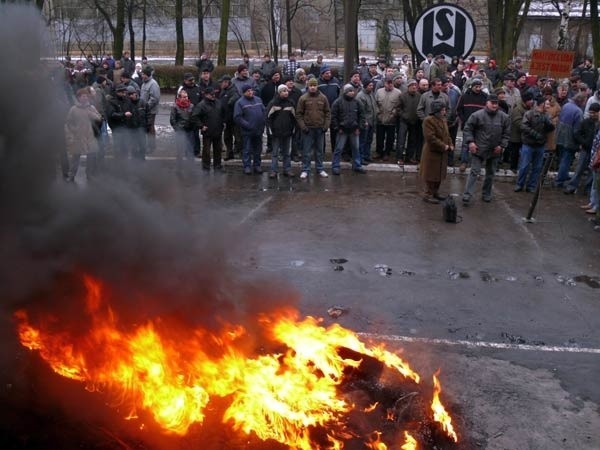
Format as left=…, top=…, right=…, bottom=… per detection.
left=529, top=49, right=575, bottom=79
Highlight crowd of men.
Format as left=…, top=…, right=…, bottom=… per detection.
left=59, top=51, right=600, bottom=226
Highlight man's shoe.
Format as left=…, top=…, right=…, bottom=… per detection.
left=361, top=160, right=370, bottom=166
left=254, top=166, right=263, bottom=174
left=202, top=165, right=210, bottom=171
left=353, top=167, right=367, bottom=174
left=482, top=196, right=492, bottom=203
left=269, top=171, right=277, bottom=179
left=563, top=187, right=576, bottom=194
left=224, top=153, right=234, bottom=161
left=433, top=193, right=446, bottom=200
left=319, top=170, right=329, bottom=178
left=283, top=170, right=295, bottom=178
left=462, top=195, right=471, bottom=205
left=514, top=185, right=524, bottom=192
left=552, top=181, right=564, bottom=188
left=300, top=171, right=308, bottom=179
left=214, top=165, right=224, bottom=172
left=459, top=163, right=467, bottom=173
left=243, top=167, right=252, bottom=175
left=526, top=187, right=535, bottom=193
left=580, top=203, right=593, bottom=209
left=585, top=208, right=597, bottom=214
left=423, top=196, right=440, bottom=204
left=331, top=169, right=340, bottom=176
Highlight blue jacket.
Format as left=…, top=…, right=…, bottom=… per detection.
left=556, top=100, right=583, bottom=149
left=233, top=95, right=265, bottom=136
left=318, top=77, right=341, bottom=106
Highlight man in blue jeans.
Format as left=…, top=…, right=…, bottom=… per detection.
left=331, top=84, right=367, bottom=175
left=233, top=84, right=266, bottom=174
left=296, top=78, right=331, bottom=179
left=554, top=93, right=587, bottom=187
left=515, top=96, right=555, bottom=192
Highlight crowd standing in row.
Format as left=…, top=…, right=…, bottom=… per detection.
left=60, top=51, right=600, bottom=227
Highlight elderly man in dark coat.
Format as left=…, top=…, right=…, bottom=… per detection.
left=420, top=100, right=454, bottom=203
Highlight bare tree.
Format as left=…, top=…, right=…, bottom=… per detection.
left=591, top=0, right=600, bottom=65
left=343, top=0, right=359, bottom=82
left=94, top=0, right=126, bottom=59
left=217, top=0, right=230, bottom=65
left=127, top=0, right=136, bottom=60
left=556, top=0, right=573, bottom=50
left=487, top=0, right=532, bottom=69
left=175, top=0, right=184, bottom=64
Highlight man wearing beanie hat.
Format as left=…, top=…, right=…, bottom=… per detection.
left=140, top=65, right=160, bottom=153
left=318, top=66, right=342, bottom=151
left=397, top=78, right=422, bottom=165
left=234, top=83, right=266, bottom=174
left=515, top=96, right=555, bottom=192
left=265, top=83, right=296, bottom=178
left=296, top=76, right=331, bottom=179
left=330, top=84, right=366, bottom=174
left=219, top=74, right=242, bottom=160
left=356, top=79, right=377, bottom=163
left=232, top=64, right=256, bottom=95
left=456, top=78, right=488, bottom=171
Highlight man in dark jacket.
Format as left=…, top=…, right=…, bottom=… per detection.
left=331, top=84, right=366, bottom=174
left=462, top=94, right=511, bottom=205
left=318, top=66, right=342, bottom=152
left=195, top=53, right=214, bottom=74
left=107, top=84, right=134, bottom=159
left=515, top=96, right=555, bottom=192
left=563, top=103, right=600, bottom=193
left=260, top=71, right=282, bottom=153
left=266, top=85, right=296, bottom=178
left=234, top=84, right=266, bottom=174
left=218, top=75, right=241, bottom=160
left=397, top=79, right=422, bottom=164
left=456, top=78, right=488, bottom=171
left=126, top=86, right=148, bottom=160
left=192, top=87, right=224, bottom=171
left=283, top=76, right=303, bottom=162
left=177, top=72, right=203, bottom=156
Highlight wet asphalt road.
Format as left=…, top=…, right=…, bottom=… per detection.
left=119, top=157, right=600, bottom=449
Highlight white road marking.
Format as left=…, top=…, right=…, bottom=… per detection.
left=239, top=196, right=273, bottom=225
left=357, top=332, right=600, bottom=354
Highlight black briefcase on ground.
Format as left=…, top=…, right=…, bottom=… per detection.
left=442, top=196, right=458, bottom=223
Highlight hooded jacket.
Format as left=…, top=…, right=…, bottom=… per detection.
left=266, top=95, right=296, bottom=137
left=331, top=93, right=365, bottom=132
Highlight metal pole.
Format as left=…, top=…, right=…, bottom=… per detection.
left=524, top=152, right=555, bottom=223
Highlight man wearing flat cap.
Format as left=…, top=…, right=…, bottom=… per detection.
left=462, top=94, right=511, bottom=205
left=140, top=65, right=160, bottom=153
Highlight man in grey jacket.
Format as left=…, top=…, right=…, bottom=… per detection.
left=462, top=94, right=511, bottom=205
left=140, top=66, right=161, bottom=154
left=356, top=79, right=377, bottom=163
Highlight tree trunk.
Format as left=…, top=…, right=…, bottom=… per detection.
left=127, top=1, right=135, bottom=61
left=333, top=0, right=339, bottom=57
left=573, top=0, right=587, bottom=61
left=114, top=0, right=125, bottom=59
left=142, top=0, right=147, bottom=58
left=487, top=0, right=532, bottom=69
left=557, top=0, right=572, bottom=50
left=270, top=0, right=278, bottom=64
left=343, top=0, right=359, bottom=83
left=217, top=0, right=230, bottom=66
left=175, top=0, right=184, bottom=65
left=197, top=0, right=205, bottom=56
left=285, top=0, right=292, bottom=57
left=591, top=0, right=600, bottom=68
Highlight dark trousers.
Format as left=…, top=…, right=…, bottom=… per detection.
left=202, top=134, right=223, bottom=168
left=448, top=123, right=458, bottom=166
left=376, top=123, right=396, bottom=156
left=505, top=141, right=521, bottom=171
left=224, top=122, right=242, bottom=155
left=398, top=120, right=423, bottom=162
left=146, top=113, right=156, bottom=153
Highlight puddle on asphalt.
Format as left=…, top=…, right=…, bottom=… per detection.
left=397, top=269, right=416, bottom=276
left=505, top=275, right=518, bottom=282
left=330, top=258, right=348, bottom=264
left=333, top=265, right=344, bottom=271
left=447, top=269, right=470, bottom=280
left=573, top=275, right=600, bottom=289
left=290, top=260, right=305, bottom=267
left=480, top=271, right=498, bottom=282
left=555, top=274, right=577, bottom=287
left=500, top=332, right=545, bottom=346
left=374, top=264, right=393, bottom=277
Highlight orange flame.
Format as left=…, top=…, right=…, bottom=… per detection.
left=431, top=371, right=458, bottom=442
left=15, top=275, right=457, bottom=448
